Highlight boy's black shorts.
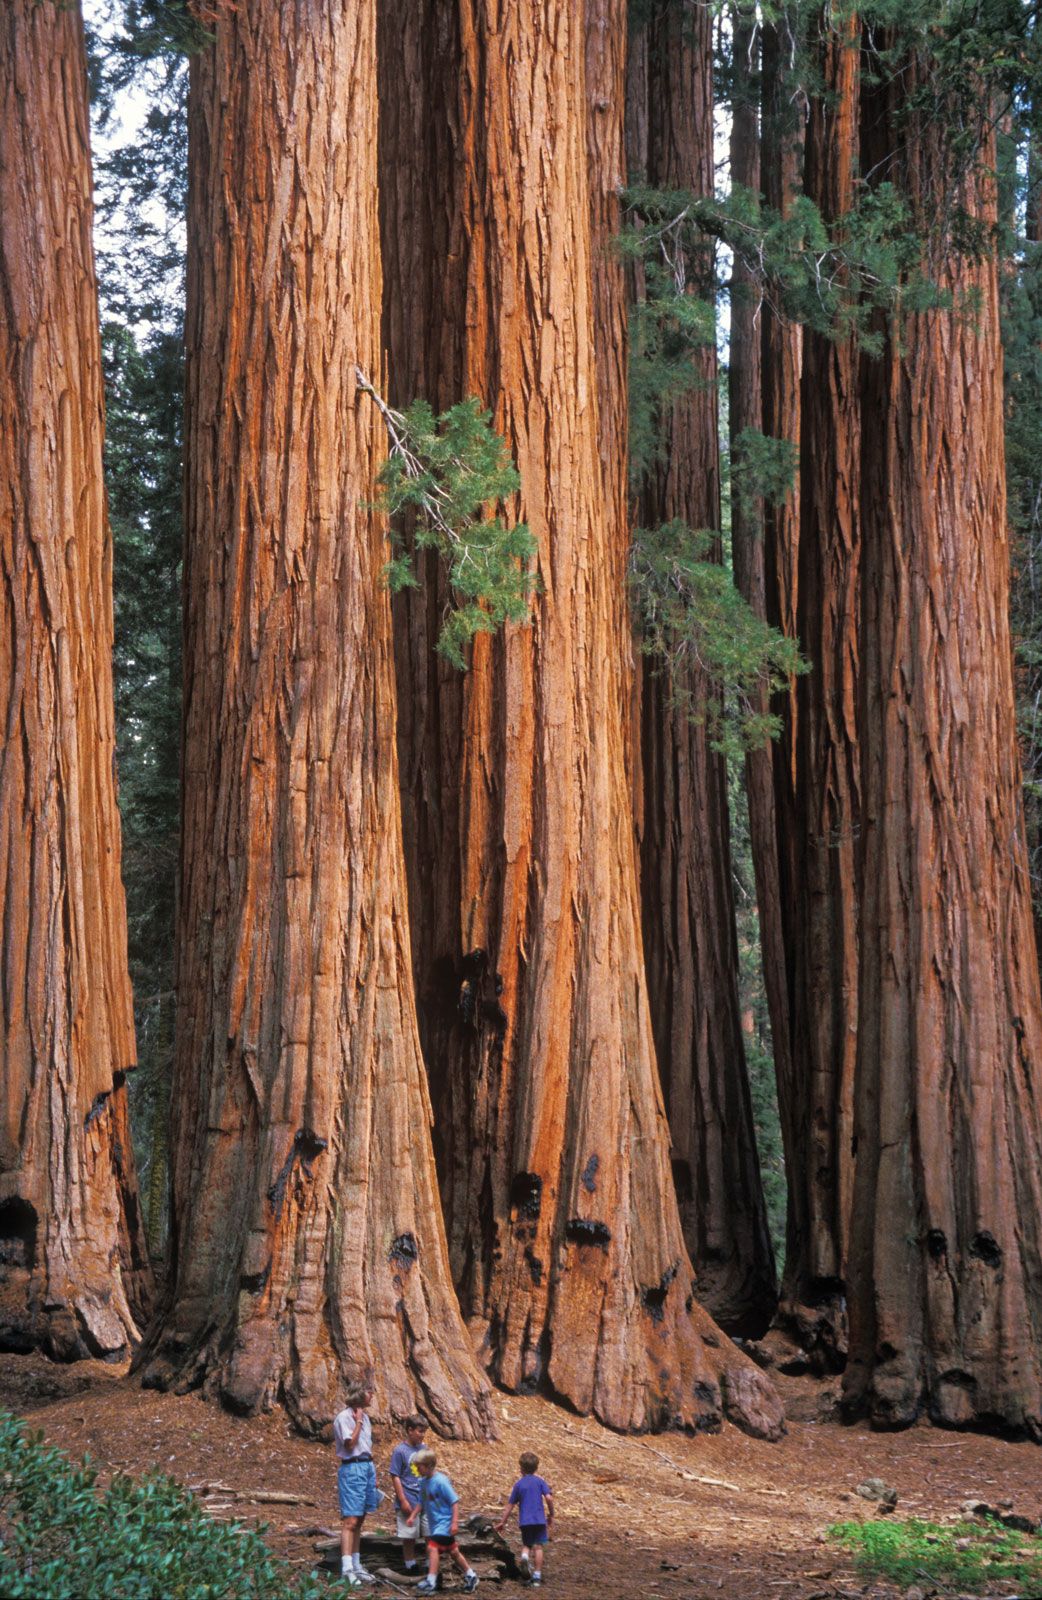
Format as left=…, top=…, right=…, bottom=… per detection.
left=520, top=1523, right=548, bottom=1546
left=428, top=1533, right=460, bottom=1554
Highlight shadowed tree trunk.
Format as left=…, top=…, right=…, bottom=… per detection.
left=136, top=0, right=492, bottom=1440
left=772, top=9, right=861, bottom=1367
left=625, top=1, right=777, bottom=1337
left=381, top=0, right=784, bottom=1435
left=0, top=0, right=152, bottom=1361
left=758, top=15, right=803, bottom=1299
left=378, top=0, right=468, bottom=1148
left=845, top=67, right=1042, bottom=1436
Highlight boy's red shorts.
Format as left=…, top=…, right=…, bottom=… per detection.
left=428, top=1534, right=459, bottom=1554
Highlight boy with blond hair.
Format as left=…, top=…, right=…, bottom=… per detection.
left=408, top=1448, right=479, bottom=1594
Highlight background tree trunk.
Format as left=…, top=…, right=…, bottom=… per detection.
left=377, top=0, right=470, bottom=1229
left=382, top=0, right=784, bottom=1436
left=774, top=9, right=861, bottom=1366
left=136, top=0, right=491, bottom=1440
left=625, top=1, right=777, bottom=1337
left=758, top=14, right=803, bottom=1319
left=846, top=70, right=1042, bottom=1435
left=0, top=0, right=151, bottom=1361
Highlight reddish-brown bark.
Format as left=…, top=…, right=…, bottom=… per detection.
left=770, top=12, right=861, bottom=1365
left=381, top=0, right=784, bottom=1435
left=758, top=19, right=803, bottom=1243
left=846, top=72, right=1042, bottom=1435
left=0, top=0, right=151, bottom=1361
left=136, top=0, right=491, bottom=1439
left=624, top=2, right=775, bottom=1337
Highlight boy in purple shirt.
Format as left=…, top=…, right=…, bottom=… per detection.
left=495, top=1452, right=554, bottom=1586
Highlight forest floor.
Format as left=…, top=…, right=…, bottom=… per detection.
left=2, top=1353, right=1041, bottom=1599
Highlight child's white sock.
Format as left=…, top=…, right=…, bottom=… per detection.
left=351, top=1553, right=364, bottom=1572
left=404, top=1559, right=417, bottom=1570
left=341, top=1555, right=352, bottom=1576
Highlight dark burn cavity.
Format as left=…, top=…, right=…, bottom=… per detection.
left=458, top=948, right=488, bottom=1024
left=671, top=1158, right=693, bottom=1205
left=0, top=1198, right=37, bottom=1270
left=926, top=1228, right=947, bottom=1260
left=580, top=1154, right=599, bottom=1193
left=240, top=1262, right=271, bottom=1295
left=969, top=1230, right=1003, bottom=1268
left=565, top=1218, right=611, bottom=1249
left=510, top=1171, right=543, bottom=1220
left=524, top=1247, right=544, bottom=1286
left=267, top=1127, right=328, bottom=1216
left=84, top=1090, right=111, bottom=1130
left=641, top=1264, right=678, bottom=1323
left=389, top=1232, right=419, bottom=1270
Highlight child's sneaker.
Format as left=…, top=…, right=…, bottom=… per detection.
left=342, top=1577, right=361, bottom=1590
left=529, top=1576, right=541, bottom=1587
left=462, top=1576, right=480, bottom=1594
left=416, top=1581, right=438, bottom=1596
left=354, top=1567, right=376, bottom=1584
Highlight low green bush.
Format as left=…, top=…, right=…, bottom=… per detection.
left=0, top=1410, right=327, bottom=1599
left=829, top=1514, right=1042, bottom=1595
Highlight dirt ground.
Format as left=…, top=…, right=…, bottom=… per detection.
left=3, top=1353, right=1041, bottom=1599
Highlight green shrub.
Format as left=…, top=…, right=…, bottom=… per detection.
left=0, top=1410, right=326, bottom=1600
left=829, top=1514, right=1042, bottom=1595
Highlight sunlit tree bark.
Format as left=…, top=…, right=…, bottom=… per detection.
left=0, top=0, right=151, bottom=1362
left=137, top=0, right=492, bottom=1438
left=381, top=0, right=784, bottom=1434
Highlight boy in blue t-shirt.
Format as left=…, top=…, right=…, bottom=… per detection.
left=408, top=1448, right=479, bottom=1594
left=389, top=1414, right=428, bottom=1572
left=495, top=1453, right=554, bottom=1586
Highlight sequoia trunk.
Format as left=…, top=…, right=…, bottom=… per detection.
left=758, top=15, right=803, bottom=1318
left=626, top=2, right=776, bottom=1335
left=381, top=0, right=784, bottom=1435
left=846, top=69, right=1042, bottom=1434
left=0, top=0, right=151, bottom=1361
left=774, top=10, right=861, bottom=1365
left=137, top=0, right=491, bottom=1438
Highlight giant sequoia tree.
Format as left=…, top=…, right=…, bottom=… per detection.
left=627, top=1, right=776, bottom=1336
left=845, top=62, right=1042, bottom=1435
left=137, top=0, right=491, bottom=1438
left=773, top=8, right=861, bottom=1362
left=381, top=0, right=783, bottom=1435
left=0, top=0, right=151, bottom=1361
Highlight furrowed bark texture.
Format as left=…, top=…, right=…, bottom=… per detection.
left=758, top=18, right=803, bottom=1258
left=378, top=0, right=468, bottom=1100
left=626, top=2, right=776, bottom=1336
left=846, top=73, right=1042, bottom=1435
left=381, top=0, right=784, bottom=1437
left=0, top=0, right=151, bottom=1361
left=586, top=0, right=630, bottom=627
left=775, top=11, right=861, bottom=1365
left=137, top=0, right=491, bottom=1439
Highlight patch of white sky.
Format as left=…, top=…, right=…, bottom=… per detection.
left=85, top=0, right=185, bottom=337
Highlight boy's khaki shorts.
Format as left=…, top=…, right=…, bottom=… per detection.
left=396, top=1508, right=429, bottom=1541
